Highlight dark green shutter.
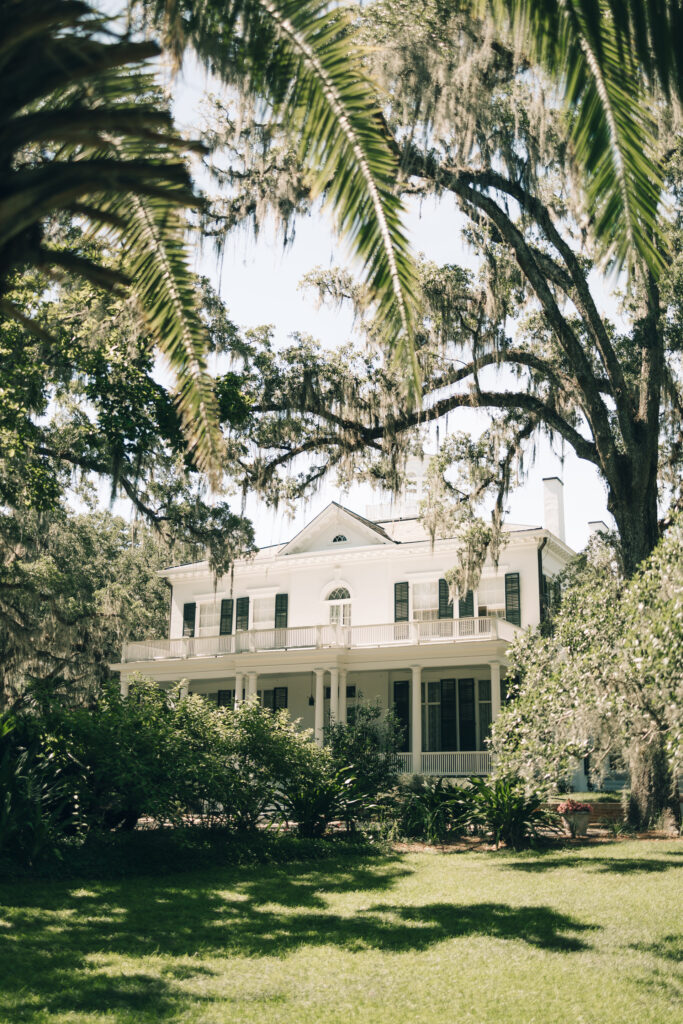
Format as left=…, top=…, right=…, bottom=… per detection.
left=393, top=680, right=410, bottom=752
left=438, top=579, right=453, bottom=618
left=219, top=599, right=233, bottom=635
left=505, top=572, right=521, bottom=626
left=537, top=548, right=547, bottom=622
left=394, top=582, right=409, bottom=622
left=235, top=596, right=249, bottom=631
left=441, top=679, right=457, bottom=750
left=274, top=593, right=288, bottom=628
left=458, top=678, right=476, bottom=750
left=458, top=589, right=474, bottom=618
left=182, top=602, right=196, bottom=637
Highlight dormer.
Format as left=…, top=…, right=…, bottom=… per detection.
left=278, top=502, right=396, bottom=556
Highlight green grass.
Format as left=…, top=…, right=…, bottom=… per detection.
left=1, top=840, right=681, bottom=1023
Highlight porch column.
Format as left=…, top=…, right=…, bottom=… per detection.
left=234, top=672, right=245, bottom=708
left=247, top=671, right=258, bottom=701
left=314, top=668, right=325, bottom=745
left=179, top=681, right=189, bottom=698
left=329, top=667, right=339, bottom=722
left=411, top=665, right=422, bottom=774
left=339, top=669, right=347, bottom=724
left=120, top=678, right=129, bottom=698
left=489, top=661, right=501, bottom=720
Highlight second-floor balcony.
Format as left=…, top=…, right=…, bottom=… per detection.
left=121, top=615, right=518, bottom=664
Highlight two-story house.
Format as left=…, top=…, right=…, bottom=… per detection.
left=112, top=476, right=575, bottom=775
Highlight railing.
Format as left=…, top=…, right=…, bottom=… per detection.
left=393, top=752, right=492, bottom=776
left=121, top=616, right=506, bottom=663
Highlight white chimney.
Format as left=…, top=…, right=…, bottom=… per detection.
left=543, top=477, right=565, bottom=542
left=588, top=520, right=608, bottom=537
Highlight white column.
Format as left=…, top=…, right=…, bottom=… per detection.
left=329, top=667, right=339, bottom=723
left=339, top=669, right=347, bottom=724
left=179, top=681, right=189, bottom=698
left=247, top=671, right=258, bottom=701
left=314, top=668, right=325, bottom=745
left=120, top=678, right=129, bottom=698
left=489, top=661, right=501, bottom=721
left=234, top=672, right=245, bottom=708
left=411, top=665, right=422, bottom=774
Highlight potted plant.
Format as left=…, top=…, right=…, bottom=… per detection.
left=557, top=799, right=592, bottom=837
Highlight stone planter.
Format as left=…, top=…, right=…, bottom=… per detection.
left=562, top=811, right=591, bottom=837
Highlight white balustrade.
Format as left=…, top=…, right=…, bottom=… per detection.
left=121, top=616, right=505, bottom=663
left=420, top=751, right=492, bottom=776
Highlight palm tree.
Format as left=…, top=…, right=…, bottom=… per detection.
left=0, top=0, right=417, bottom=483
left=487, top=0, right=682, bottom=278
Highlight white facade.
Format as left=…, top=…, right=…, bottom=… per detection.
left=113, top=483, right=575, bottom=775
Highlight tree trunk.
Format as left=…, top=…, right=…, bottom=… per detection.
left=607, top=460, right=660, bottom=578
left=627, top=739, right=681, bottom=831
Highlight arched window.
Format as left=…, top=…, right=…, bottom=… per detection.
left=327, top=587, right=351, bottom=625
left=332, top=534, right=347, bottom=543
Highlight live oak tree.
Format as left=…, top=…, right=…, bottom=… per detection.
left=211, top=0, right=683, bottom=580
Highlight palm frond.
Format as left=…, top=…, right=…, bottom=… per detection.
left=487, top=0, right=667, bottom=277
left=148, top=0, right=419, bottom=391
left=0, top=0, right=223, bottom=481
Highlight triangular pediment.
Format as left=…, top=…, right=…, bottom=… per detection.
left=278, top=503, right=395, bottom=556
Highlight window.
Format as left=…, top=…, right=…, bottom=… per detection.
left=327, top=587, right=351, bottom=625
left=478, top=575, right=505, bottom=614
left=332, top=534, right=347, bottom=543
left=413, top=581, right=439, bottom=621
left=252, top=595, right=275, bottom=630
left=197, top=601, right=220, bottom=637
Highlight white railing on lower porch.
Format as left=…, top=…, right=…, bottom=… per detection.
left=393, top=751, right=492, bottom=776
left=121, top=615, right=507, bottom=663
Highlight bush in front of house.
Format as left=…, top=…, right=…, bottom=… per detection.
left=465, top=775, right=561, bottom=850
left=396, top=775, right=470, bottom=844
left=326, top=701, right=402, bottom=815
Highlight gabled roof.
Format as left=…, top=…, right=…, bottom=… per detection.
left=278, top=501, right=397, bottom=556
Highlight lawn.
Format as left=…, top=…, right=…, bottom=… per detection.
left=1, top=840, right=681, bottom=1024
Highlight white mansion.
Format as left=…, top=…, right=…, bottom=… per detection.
left=113, top=476, right=579, bottom=776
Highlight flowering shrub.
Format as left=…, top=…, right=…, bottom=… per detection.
left=557, top=799, right=591, bottom=814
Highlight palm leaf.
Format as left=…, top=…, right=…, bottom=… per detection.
left=146, top=0, right=419, bottom=390
left=0, top=0, right=224, bottom=481
left=486, top=0, right=667, bottom=277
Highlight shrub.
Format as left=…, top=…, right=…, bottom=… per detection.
left=466, top=775, right=560, bottom=850
left=0, top=712, right=77, bottom=864
left=277, top=741, right=356, bottom=837
left=326, top=702, right=401, bottom=811
left=397, top=775, right=469, bottom=843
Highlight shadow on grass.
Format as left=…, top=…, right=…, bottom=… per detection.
left=632, top=934, right=683, bottom=963
left=0, top=853, right=595, bottom=1020
left=503, top=853, right=683, bottom=874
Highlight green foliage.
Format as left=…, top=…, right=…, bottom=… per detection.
left=326, top=702, right=402, bottom=810
left=486, top=0, right=667, bottom=277
left=492, top=519, right=683, bottom=829
left=0, top=508, right=176, bottom=702
left=0, top=0, right=224, bottom=480
left=277, top=743, right=356, bottom=838
left=465, top=775, right=560, bottom=850
left=397, top=775, right=469, bottom=843
left=0, top=713, right=76, bottom=864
